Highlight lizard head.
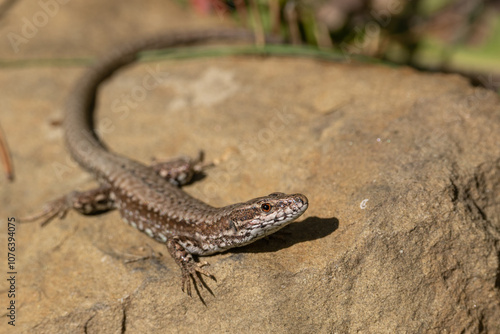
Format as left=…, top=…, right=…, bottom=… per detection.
left=210, top=192, right=308, bottom=252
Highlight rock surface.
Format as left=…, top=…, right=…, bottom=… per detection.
left=1, top=1, right=500, bottom=333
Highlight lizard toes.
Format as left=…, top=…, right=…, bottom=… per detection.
left=20, top=196, right=68, bottom=226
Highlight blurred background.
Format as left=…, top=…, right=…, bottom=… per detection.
left=183, top=0, right=500, bottom=91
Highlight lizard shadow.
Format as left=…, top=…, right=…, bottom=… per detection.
left=228, top=216, right=339, bottom=255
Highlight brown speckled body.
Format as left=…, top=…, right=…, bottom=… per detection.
left=28, top=30, right=308, bottom=296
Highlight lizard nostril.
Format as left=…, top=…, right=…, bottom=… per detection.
left=294, top=194, right=308, bottom=206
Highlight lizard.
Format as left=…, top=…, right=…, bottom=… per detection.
left=23, top=29, right=309, bottom=297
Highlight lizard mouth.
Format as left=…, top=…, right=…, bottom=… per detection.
left=263, top=193, right=309, bottom=225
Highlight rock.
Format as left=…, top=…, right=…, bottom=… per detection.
left=4, top=54, right=499, bottom=333
left=1, top=2, right=499, bottom=330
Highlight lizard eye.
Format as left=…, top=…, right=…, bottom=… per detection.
left=261, top=203, right=272, bottom=212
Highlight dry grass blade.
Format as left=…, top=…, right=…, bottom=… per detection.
left=0, top=124, right=14, bottom=181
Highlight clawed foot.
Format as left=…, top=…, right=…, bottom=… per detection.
left=181, top=260, right=216, bottom=297
left=151, top=151, right=214, bottom=186
left=20, top=196, right=69, bottom=226
left=166, top=238, right=216, bottom=299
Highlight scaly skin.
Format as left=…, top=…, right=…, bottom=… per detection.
left=25, top=30, right=309, bottom=297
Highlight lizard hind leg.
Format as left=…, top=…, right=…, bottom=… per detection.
left=21, top=185, right=115, bottom=226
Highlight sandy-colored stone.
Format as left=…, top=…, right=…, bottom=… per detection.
left=1, top=1, right=500, bottom=334
left=0, top=0, right=225, bottom=59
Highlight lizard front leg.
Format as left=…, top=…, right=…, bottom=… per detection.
left=151, top=151, right=210, bottom=186
left=166, top=238, right=215, bottom=296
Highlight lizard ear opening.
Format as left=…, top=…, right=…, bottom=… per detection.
left=228, top=219, right=238, bottom=232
